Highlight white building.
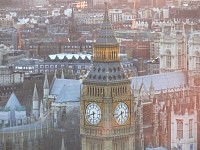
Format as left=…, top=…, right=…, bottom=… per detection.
left=171, top=105, right=197, bottom=150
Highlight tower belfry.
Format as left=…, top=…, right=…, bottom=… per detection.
left=80, top=2, right=135, bottom=150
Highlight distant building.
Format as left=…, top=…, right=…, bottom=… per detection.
left=0, top=18, right=14, bottom=29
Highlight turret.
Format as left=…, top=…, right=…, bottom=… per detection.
left=60, top=137, right=65, bottom=150
left=39, top=100, right=44, bottom=119
left=149, top=78, right=155, bottom=101
left=32, top=84, right=39, bottom=120
left=61, top=69, right=65, bottom=79
left=43, top=73, right=49, bottom=98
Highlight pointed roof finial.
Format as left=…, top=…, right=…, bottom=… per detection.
left=60, top=137, right=65, bottom=150
left=105, top=2, right=108, bottom=13
left=43, top=73, right=49, bottom=89
left=149, top=78, right=154, bottom=91
left=39, top=100, right=44, bottom=118
left=54, top=70, right=57, bottom=79
left=32, top=83, right=39, bottom=102
left=61, top=69, right=64, bottom=79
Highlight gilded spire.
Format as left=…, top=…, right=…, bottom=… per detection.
left=95, top=2, right=118, bottom=46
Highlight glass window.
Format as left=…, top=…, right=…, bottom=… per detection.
left=177, top=119, right=183, bottom=139
left=166, top=50, right=171, bottom=68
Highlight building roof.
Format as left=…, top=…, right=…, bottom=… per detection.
left=50, top=79, right=82, bottom=102
left=130, top=71, right=187, bottom=91
left=48, top=53, right=92, bottom=61
left=4, top=92, right=25, bottom=111
left=84, top=62, right=130, bottom=84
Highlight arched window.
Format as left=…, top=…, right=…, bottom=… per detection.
left=196, top=51, right=200, bottom=69
left=166, top=50, right=171, bottom=68
left=178, top=49, right=182, bottom=69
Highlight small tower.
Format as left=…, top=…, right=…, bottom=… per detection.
left=32, top=84, right=39, bottom=120
left=39, top=100, right=44, bottom=119
left=149, top=79, right=155, bottom=101
left=61, top=69, right=65, bottom=79
left=68, top=7, right=79, bottom=41
left=60, top=137, right=65, bottom=150
left=43, top=73, right=49, bottom=99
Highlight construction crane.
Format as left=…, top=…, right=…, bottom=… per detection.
left=131, top=0, right=136, bottom=30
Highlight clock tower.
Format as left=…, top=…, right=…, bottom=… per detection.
left=80, top=3, right=135, bottom=150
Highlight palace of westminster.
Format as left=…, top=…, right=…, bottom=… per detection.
left=2, top=2, right=200, bottom=150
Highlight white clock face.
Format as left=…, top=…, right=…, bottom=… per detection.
left=85, top=103, right=101, bottom=125
left=114, top=102, right=129, bottom=125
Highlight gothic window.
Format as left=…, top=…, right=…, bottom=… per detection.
left=196, top=51, right=200, bottom=69
left=121, top=142, right=125, bottom=150
left=114, top=143, right=117, bottom=150
left=177, top=119, right=183, bottom=139
left=143, top=105, right=152, bottom=125
left=178, top=49, right=182, bottom=69
left=189, top=119, right=193, bottom=138
left=166, top=50, right=171, bottom=68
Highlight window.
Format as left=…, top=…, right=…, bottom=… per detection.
left=177, top=119, right=183, bottom=139
left=189, top=119, right=193, bottom=138
left=166, top=50, right=171, bottom=68
left=178, top=49, right=182, bottom=69
left=196, top=52, right=200, bottom=69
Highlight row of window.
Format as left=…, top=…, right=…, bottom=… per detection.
left=177, top=119, right=193, bottom=139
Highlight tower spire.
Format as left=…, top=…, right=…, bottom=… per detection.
left=95, top=2, right=118, bottom=46
left=61, top=69, right=65, bottom=79
left=43, top=73, right=49, bottom=99
left=32, top=83, right=39, bottom=120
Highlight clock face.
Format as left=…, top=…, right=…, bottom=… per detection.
left=85, top=103, right=101, bottom=125
left=114, top=102, right=129, bottom=125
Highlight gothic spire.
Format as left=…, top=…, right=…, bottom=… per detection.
left=60, top=137, right=65, bottom=150
left=54, top=70, right=57, bottom=79
left=43, top=73, right=49, bottom=89
left=61, top=69, right=65, bottom=79
left=95, top=2, right=118, bottom=46
left=39, top=100, right=44, bottom=118
left=32, top=84, right=39, bottom=102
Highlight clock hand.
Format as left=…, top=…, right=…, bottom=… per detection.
left=116, top=111, right=123, bottom=118
left=92, top=111, right=95, bottom=118
left=87, top=111, right=95, bottom=117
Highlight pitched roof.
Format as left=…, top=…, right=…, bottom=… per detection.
left=4, top=93, right=23, bottom=111
left=50, top=79, right=82, bottom=101
left=95, top=3, right=118, bottom=46
left=130, top=71, right=187, bottom=91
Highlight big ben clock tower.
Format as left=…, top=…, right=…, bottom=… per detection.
left=80, top=3, right=135, bottom=150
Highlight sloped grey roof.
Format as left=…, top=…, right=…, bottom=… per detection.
left=55, top=83, right=81, bottom=103
left=50, top=79, right=82, bottom=99
left=4, top=93, right=23, bottom=111
left=95, top=6, right=118, bottom=46
left=84, top=62, right=130, bottom=84
left=130, top=71, right=187, bottom=91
